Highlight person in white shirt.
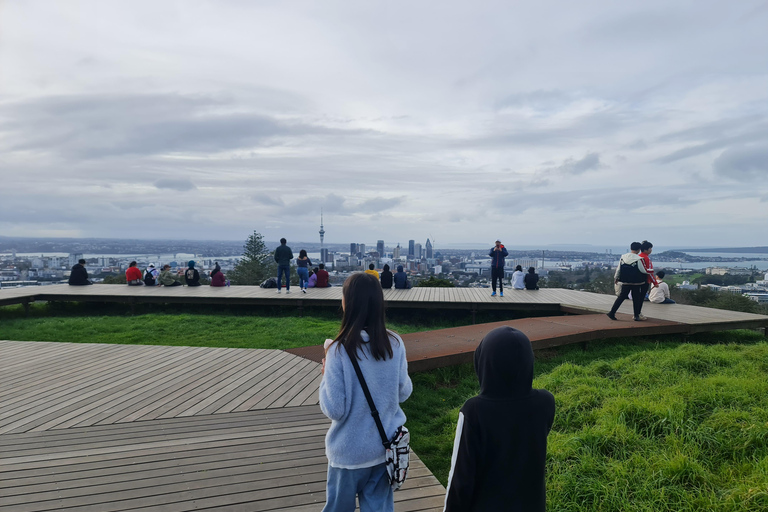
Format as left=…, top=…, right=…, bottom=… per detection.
left=648, top=270, right=675, bottom=304
left=511, top=265, right=525, bottom=289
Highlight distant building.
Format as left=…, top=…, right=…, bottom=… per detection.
left=414, top=243, right=422, bottom=260
left=359, top=244, right=366, bottom=257
left=377, top=240, right=385, bottom=257
left=350, top=243, right=357, bottom=256
left=393, top=244, right=401, bottom=260
left=68, top=253, right=83, bottom=267
left=321, top=248, right=330, bottom=263
left=425, top=239, right=433, bottom=259
left=408, top=240, right=415, bottom=258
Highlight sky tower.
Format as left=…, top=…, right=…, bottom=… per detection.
left=319, top=209, right=325, bottom=248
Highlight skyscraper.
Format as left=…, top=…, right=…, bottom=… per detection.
left=359, top=244, right=366, bottom=257
left=408, top=240, right=415, bottom=257
left=377, top=240, right=385, bottom=257
left=393, top=244, right=401, bottom=259
left=414, top=243, right=422, bottom=260
left=425, top=238, right=433, bottom=259
left=350, top=243, right=357, bottom=256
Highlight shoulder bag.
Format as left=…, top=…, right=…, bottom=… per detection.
left=345, top=345, right=410, bottom=490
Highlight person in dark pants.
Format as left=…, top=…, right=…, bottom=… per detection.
left=274, top=238, right=293, bottom=294
left=185, top=261, right=201, bottom=286
left=68, top=259, right=92, bottom=285
left=607, top=242, right=648, bottom=321
left=379, top=263, right=393, bottom=289
left=488, top=239, right=508, bottom=297
left=524, top=267, right=539, bottom=290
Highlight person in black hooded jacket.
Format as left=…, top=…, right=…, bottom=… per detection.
left=444, top=326, right=555, bottom=512
left=68, top=259, right=92, bottom=285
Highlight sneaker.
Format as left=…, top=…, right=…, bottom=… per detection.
left=637, top=314, right=647, bottom=321
left=500, top=292, right=504, bottom=297
left=286, top=290, right=291, bottom=294
left=606, top=313, right=617, bottom=321
left=491, top=292, right=496, bottom=296
left=302, top=289, right=306, bottom=294
left=634, top=315, right=646, bottom=321
left=277, top=289, right=281, bottom=294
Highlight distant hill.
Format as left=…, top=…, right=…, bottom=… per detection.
left=676, top=247, right=768, bottom=254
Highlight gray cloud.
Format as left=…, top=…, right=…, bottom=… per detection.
left=556, top=153, right=603, bottom=175
left=155, top=178, right=197, bottom=191
left=713, top=144, right=768, bottom=181
left=251, top=194, right=284, bottom=207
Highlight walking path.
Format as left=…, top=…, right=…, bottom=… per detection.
left=0, top=341, right=445, bottom=511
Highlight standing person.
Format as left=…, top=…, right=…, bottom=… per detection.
left=638, top=240, right=658, bottom=318
left=380, top=263, right=393, bottom=289
left=159, top=264, right=182, bottom=287
left=185, top=261, right=200, bottom=286
left=274, top=238, right=293, bottom=294
left=443, top=326, right=555, bottom=511
left=68, top=259, right=92, bottom=285
left=648, top=270, right=675, bottom=304
left=511, top=265, right=525, bottom=290
left=319, top=273, right=413, bottom=512
left=125, top=261, right=143, bottom=286
left=489, top=240, right=508, bottom=297
left=144, top=263, right=159, bottom=286
left=524, top=267, right=540, bottom=290
left=296, top=250, right=312, bottom=293
left=316, top=263, right=330, bottom=288
left=365, top=263, right=380, bottom=280
left=607, top=242, right=648, bottom=321
left=210, top=263, right=226, bottom=287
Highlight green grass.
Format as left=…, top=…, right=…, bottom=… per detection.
left=401, top=331, right=768, bottom=511
left=0, top=302, right=523, bottom=349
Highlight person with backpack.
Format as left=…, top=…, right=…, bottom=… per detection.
left=443, top=326, right=555, bottom=511
left=184, top=261, right=200, bottom=286
left=125, top=261, right=143, bottom=286
left=319, top=273, right=413, bottom=512
left=144, top=263, right=159, bottom=286
left=607, top=242, right=648, bottom=321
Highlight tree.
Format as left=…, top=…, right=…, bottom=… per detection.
left=416, top=277, right=455, bottom=287
left=228, top=232, right=276, bottom=285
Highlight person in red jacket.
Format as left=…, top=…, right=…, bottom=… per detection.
left=315, top=263, right=330, bottom=287
left=125, top=261, right=143, bottom=285
left=638, top=241, right=658, bottom=319
left=210, top=263, right=227, bottom=287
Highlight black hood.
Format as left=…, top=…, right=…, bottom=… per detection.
left=474, top=326, right=534, bottom=399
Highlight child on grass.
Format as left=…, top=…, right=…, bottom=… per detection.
left=444, top=326, right=555, bottom=511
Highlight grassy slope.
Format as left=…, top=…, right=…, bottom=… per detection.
left=402, top=331, right=768, bottom=511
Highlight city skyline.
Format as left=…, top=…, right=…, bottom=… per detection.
left=1, top=1, right=767, bottom=247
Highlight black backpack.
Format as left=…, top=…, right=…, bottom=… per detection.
left=144, top=269, right=156, bottom=286
left=618, top=260, right=645, bottom=283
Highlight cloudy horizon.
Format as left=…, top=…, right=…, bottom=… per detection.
left=2, top=1, right=767, bottom=249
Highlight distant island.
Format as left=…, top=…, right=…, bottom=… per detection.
left=674, top=247, right=768, bottom=254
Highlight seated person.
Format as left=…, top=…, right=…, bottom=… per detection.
left=394, top=265, right=410, bottom=289
left=159, top=264, right=182, bottom=287
left=524, top=267, right=539, bottom=290
left=68, top=259, right=92, bottom=285
left=315, top=264, right=330, bottom=287
left=511, top=265, right=525, bottom=289
left=144, top=263, right=159, bottom=286
left=308, top=268, right=318, bottom=288
left=648, top=270, right=675, bottom=304
left=185, top=260, right=201, bottom=286
left=125, top=261, right=144, bottom=285
left=210, top=263, right=226, bottom=287
left=364, top=263, right=379, bottom=279
left=380, top=263, right=393, bottom=289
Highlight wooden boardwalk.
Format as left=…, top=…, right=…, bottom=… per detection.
left=3, top=284, right=767, bottom=332
left=0, top=341, right=445, bottom=511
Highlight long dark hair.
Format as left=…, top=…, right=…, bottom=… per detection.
left=299, top=249, right=308, bottom=259
left=331, top=272, right=396, bottom=361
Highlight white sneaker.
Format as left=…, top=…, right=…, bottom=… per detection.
left=302, top=288, right=306, bottom=293
left=277, top=289, right=281, bottom=294
left=286, top=290, right=291, bottom=294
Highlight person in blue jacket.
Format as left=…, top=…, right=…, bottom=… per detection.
left=488, top=240, right=508, bottom=297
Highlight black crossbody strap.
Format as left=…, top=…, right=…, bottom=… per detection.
left=345, top=345, right=390, bottom=448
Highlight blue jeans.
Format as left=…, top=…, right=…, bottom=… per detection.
left=297, top=267, right=309, bottom=289
left=323, top=463, right=393, bottom=512
left=277, top=265, right=290, bottom=290
left=661, top=298, right=676, bottom=304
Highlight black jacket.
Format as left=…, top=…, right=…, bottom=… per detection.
left=185, top=268, right=200, bottom=286
left=444, top=327, right=555, bottom=512
left=68, top=264, right=91, bottom=285
left=274, top=244, right=294, bottom=266
left=380, top=270, right=393, bottom=289
left=524, top=273, right=539, bottom=290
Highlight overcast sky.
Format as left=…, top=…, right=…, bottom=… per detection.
left=2, top=1, right=767, bottom=249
